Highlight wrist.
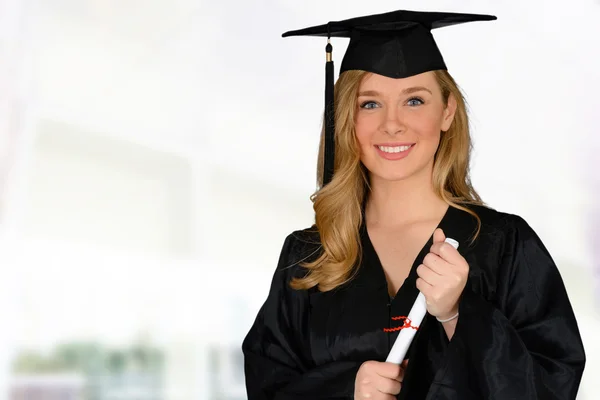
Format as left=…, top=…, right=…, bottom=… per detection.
left=436, top=307, right=459, bottom=323
left=436, top=312, right=458, bottom=323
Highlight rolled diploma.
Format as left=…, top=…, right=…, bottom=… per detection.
left=385, top=237, right=459, bottom=364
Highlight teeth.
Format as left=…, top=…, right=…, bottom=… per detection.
left=378, top=145, right=412, bottom=153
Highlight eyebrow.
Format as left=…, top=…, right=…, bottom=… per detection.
left=358, top=86, right=433, bottom=97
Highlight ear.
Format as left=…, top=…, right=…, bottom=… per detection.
left=441, top=93, right=458, bottom=132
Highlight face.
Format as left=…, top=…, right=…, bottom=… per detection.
left=355, top=71, right=456, bottom=184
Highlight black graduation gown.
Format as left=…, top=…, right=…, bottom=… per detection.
left=242, top=205, right=586, bottom=399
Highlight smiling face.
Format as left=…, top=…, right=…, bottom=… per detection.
left=355, top=71, right=457, bottom=184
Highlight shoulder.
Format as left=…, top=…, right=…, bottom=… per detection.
left=468, top=204, right=538, bottom=241
left=286, top=225, right=322, bottom=256
left=274, top=225, right=322, bottom=281
left=446, top=204, right=539, bottom=254
left=458, top=204, right=552, bottom=272
left=465, top=204, right=556, bottom=279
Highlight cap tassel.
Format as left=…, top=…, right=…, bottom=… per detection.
left=323, top=35, right=335, bottom=186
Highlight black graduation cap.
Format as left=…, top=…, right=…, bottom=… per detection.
left=282, top=10, right=497, bottom=186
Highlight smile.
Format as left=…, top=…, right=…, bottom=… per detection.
left=376, top=144, right=414, bottom=153
left=374, top=143, right=415, bottom=161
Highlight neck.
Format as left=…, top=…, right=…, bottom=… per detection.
left=365, top=169, right=448, bottom=228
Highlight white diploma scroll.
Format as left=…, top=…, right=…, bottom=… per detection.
left=385, top=237, right=459, bottom=364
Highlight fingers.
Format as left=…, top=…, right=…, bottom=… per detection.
left=355, top=361, right=406, bottom=399
left=430, top=241, right=463, bottom=264
left=418, top=230, right=469, bottom=320
left=373, top=373, right=402, bottom=395
left=421, top=253, right=450, bottom=275
left=416, top=276, right=433, bottom=294
left=431, top=228, right=466, bottom=267
left=374, top=361, right=403, bottom=380
left=416, top=263, right=441, bottom=286
left=357, top=361, right=404, bottom=380
left=433, top=228, right=446, bottom=244
left=356, top=394, right=396, bottom=400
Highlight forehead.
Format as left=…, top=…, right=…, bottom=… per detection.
left=359, top=71, right=438, bottom=91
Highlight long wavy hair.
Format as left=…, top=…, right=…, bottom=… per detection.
left=290, top=69, right=484, bottom=292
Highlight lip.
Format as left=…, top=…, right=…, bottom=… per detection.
left=374, top=143, right=415, bottom=161
left=375, top=142, right=415, bottom=147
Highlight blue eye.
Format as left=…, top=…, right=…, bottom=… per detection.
left=407, top=97, right=424, bottom=106
left=360, top=101, right=379, bottom=109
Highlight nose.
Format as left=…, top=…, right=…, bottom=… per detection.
left=381, top=105, right=405, bottom=136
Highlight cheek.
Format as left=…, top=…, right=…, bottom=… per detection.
left=354, top=114, right=377, bottom=148
left=407, top=110, right=443, bottom=140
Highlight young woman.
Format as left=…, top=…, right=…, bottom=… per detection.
left=242, top=9, right=585, bottom=400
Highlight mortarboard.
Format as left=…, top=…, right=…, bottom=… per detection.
left=282, top=10, right=497, bottom=186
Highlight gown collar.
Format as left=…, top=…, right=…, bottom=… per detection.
left=355, top=204, right=478, bottom=301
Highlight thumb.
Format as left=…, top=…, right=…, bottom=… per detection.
left=433, top=228, right=446, bottom=244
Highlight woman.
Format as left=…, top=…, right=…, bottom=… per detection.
left=242, top=9, right=586, bottom=400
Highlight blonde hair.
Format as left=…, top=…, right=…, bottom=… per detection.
left=290, top=69, right=483, bottom=292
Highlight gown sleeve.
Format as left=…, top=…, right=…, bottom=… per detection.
left=242, top=233, right=360, bottom=400
left=434, top=215, right=586, bottom=399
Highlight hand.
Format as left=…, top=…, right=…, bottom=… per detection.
left=416, top=228, right=469, bottom=320
left=354, top=360, right=408, bottom=399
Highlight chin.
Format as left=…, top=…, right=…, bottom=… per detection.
left=367, top=162, right=434, bottom=183
left=364, top=157, right=433, bottom=184
left=371, top=170, right=416, bottom=182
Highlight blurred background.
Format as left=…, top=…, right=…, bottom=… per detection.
left=0, top=0, right=598, bottom=399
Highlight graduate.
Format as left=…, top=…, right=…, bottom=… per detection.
left=242, top=9, right=586, bottom=399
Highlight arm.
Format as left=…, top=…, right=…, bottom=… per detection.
left=242, top=233, right=360, bottom=400
left=436, top=217, right=586, bottom=399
